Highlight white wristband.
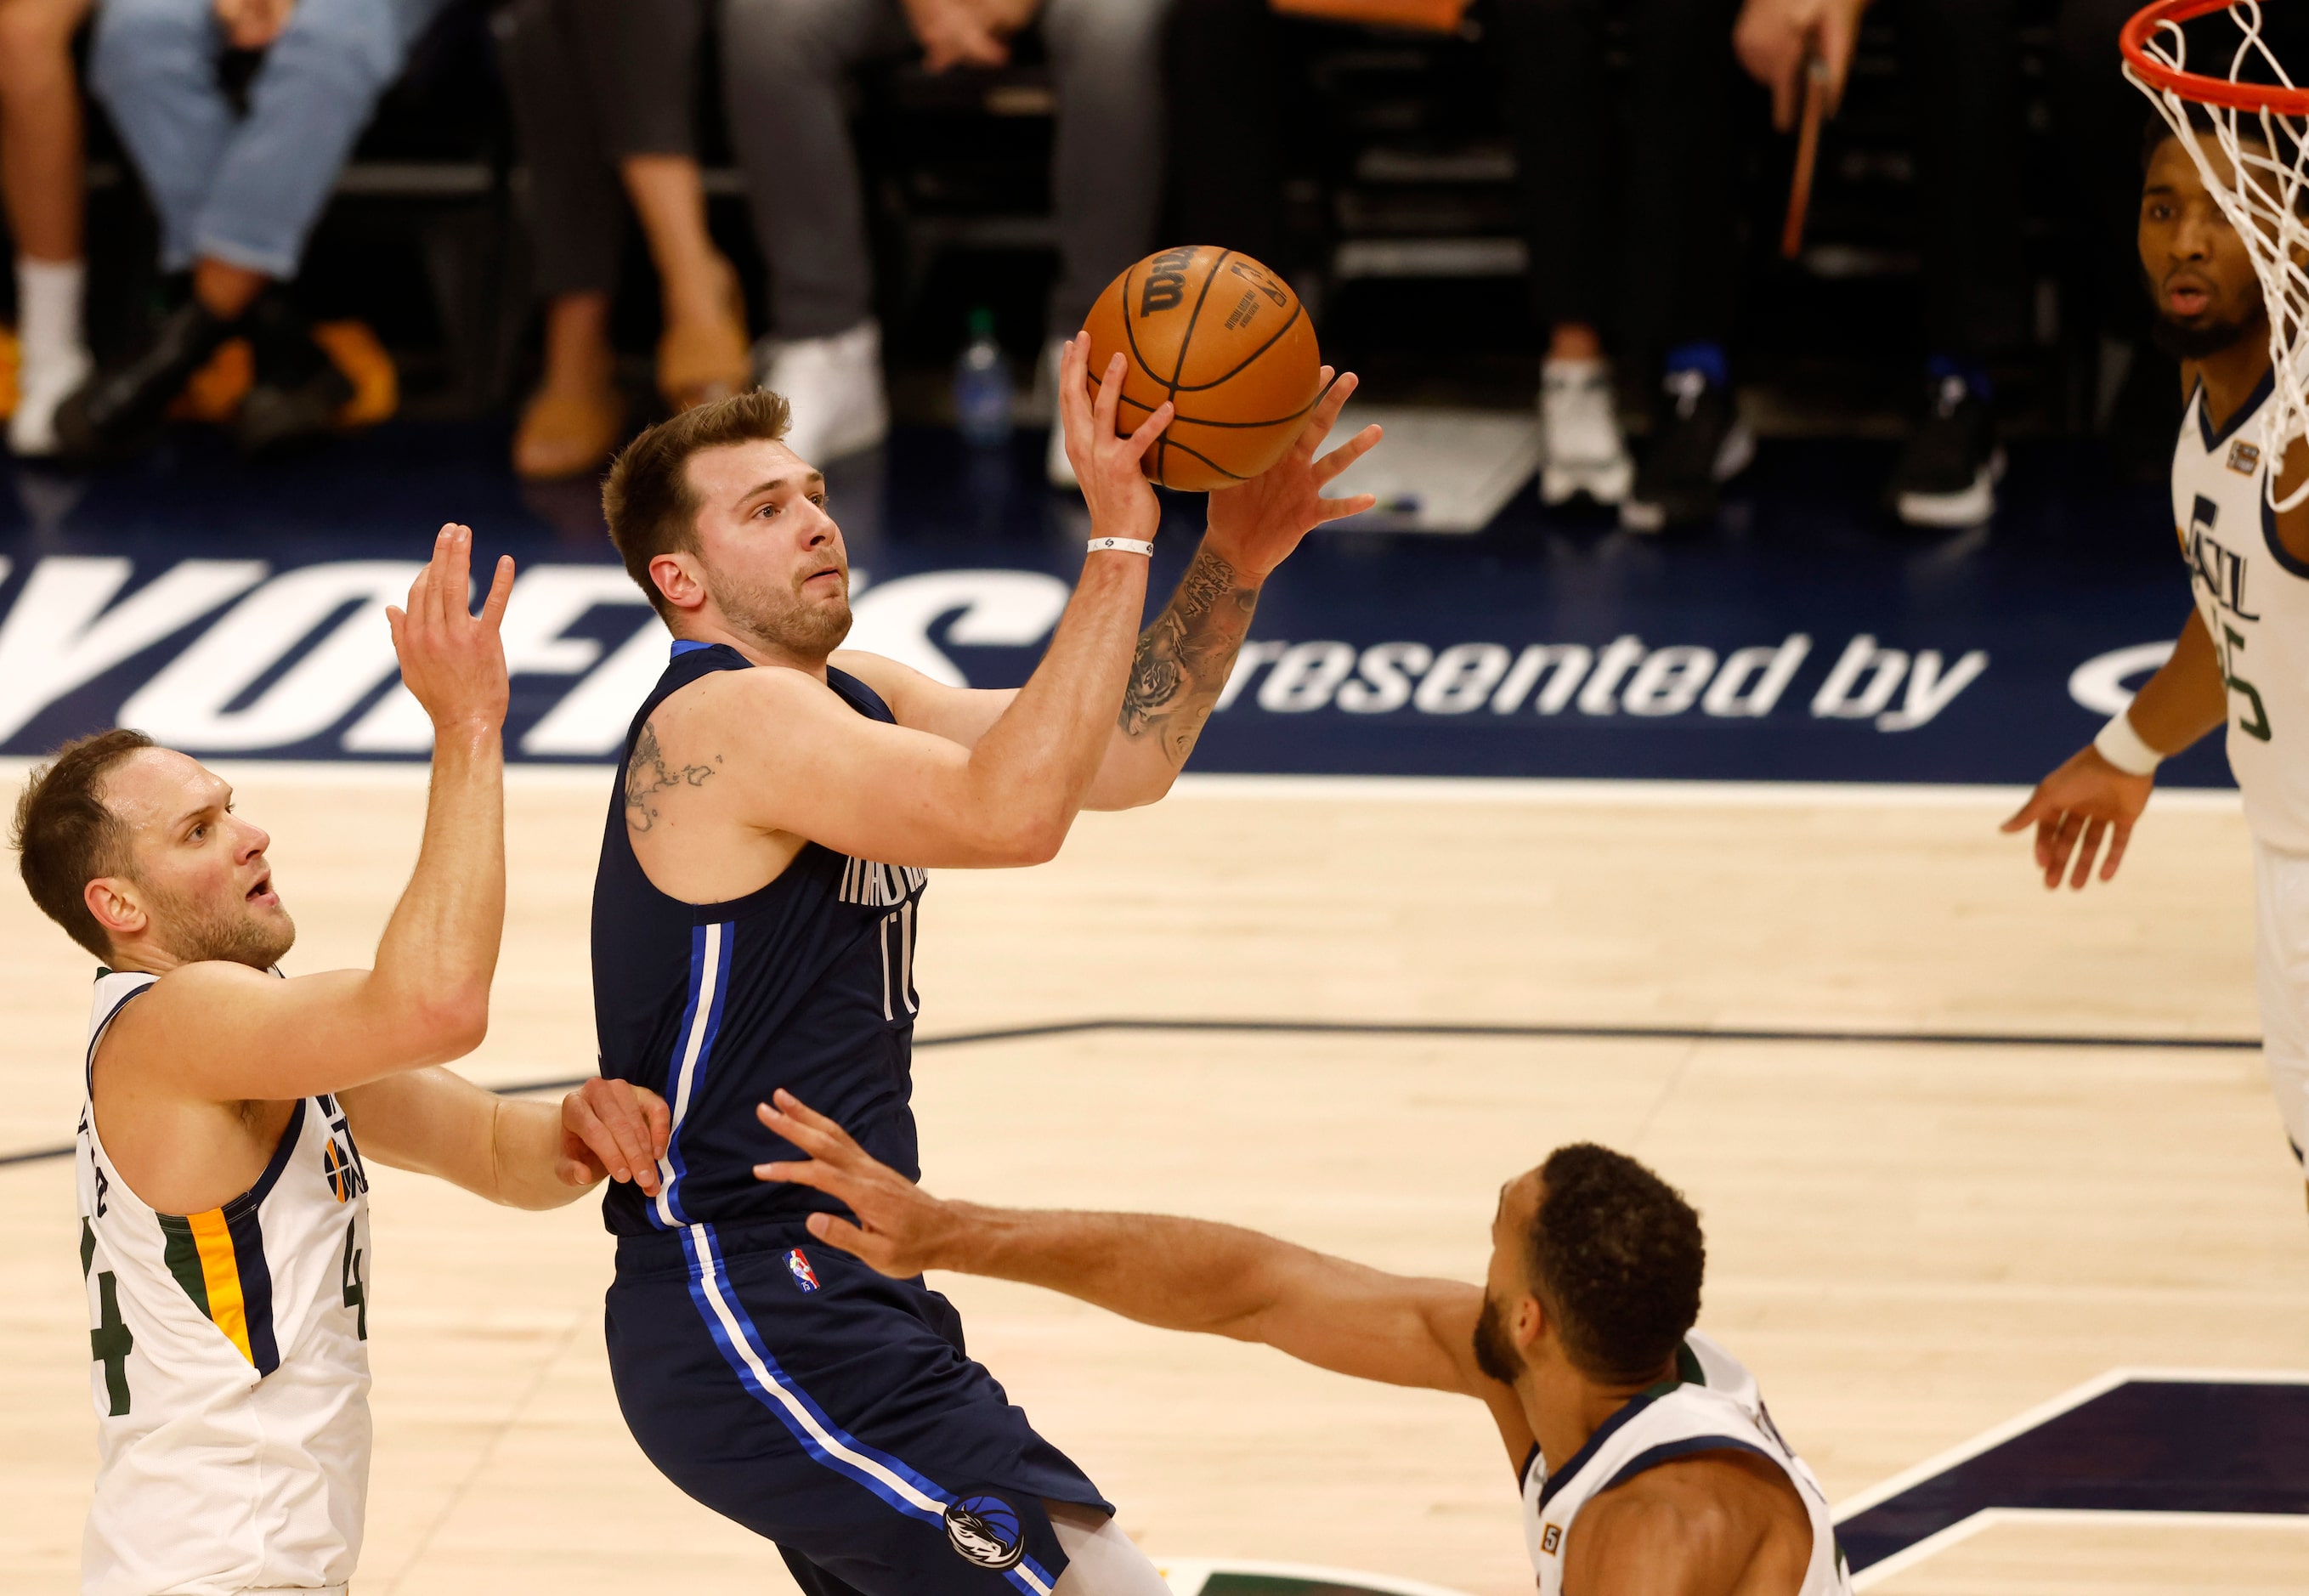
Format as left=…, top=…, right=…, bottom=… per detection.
left=2094, top=710, right=2164, bottom=776
left=1087, top=536, right=1155, bottom=557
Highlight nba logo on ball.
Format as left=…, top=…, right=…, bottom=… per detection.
left=942, top=1494, right=1026, bottom=1571
left=785, top=1248, right=820, bottom=1293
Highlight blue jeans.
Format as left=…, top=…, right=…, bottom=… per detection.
left=91, top=0, right=447, bottom=279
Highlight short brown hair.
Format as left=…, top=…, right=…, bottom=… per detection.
left=602, top=388, right=793, bottom=620
left=13, top=728, right=156, bottom=962
left=1528, top=1144, right=1705, bottom=1384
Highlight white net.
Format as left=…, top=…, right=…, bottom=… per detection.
left=2126, top=1, right=2309, bottom=509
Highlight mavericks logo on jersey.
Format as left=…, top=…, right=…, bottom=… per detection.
left=942, top=1494, right=1026, bottom=1571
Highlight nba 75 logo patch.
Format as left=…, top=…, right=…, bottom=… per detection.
left=2230, top=439, right=2262, bottom=475
left=785, top=1248, right=820, bottom=1293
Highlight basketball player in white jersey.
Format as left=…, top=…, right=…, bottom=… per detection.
left=750, top=1090, right=1850, bottom=1596
left=10, top=526, right=671, bottom=1596
left=2005, top=122, right=2309, bottom=1196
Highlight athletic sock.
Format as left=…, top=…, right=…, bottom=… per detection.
left=1664, top=341, right=1729, bottom=390
left=14, top=256, right=88, bottom=371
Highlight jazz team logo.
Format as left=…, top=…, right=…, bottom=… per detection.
left=942, top=1494, right=1027, bottom=1571
left=784, top=1248, right=821, bottom=1293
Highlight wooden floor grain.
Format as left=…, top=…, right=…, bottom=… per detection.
left=3, top=771, right=2301, bottom=1594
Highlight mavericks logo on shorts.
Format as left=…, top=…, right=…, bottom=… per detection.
left=942, top=1493, right=1026, bottom=1571
left=785, top=1248, right=820, bottom=1293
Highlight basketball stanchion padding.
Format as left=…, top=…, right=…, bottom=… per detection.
left=2124, top=0, right=2309, bottom=507
left=1081, top=246, right=1324, bottom=493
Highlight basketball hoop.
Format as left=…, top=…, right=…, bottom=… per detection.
left=2123, top=0, right=2309, bottom=507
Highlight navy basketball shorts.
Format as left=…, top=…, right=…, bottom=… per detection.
left=606, top=1217, right=1110, bottom=1595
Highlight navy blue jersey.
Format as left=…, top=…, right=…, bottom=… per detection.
left=592, top=641, right=928, bottom=1237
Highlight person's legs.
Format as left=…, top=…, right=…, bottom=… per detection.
left=0, top=0, right=94, bottom=454
left=494, top=0, right=627, bottom=477
left=1493, top=0, right=1633, bottom=505
left=87, top=0, right=233, bottom=274
left=1045, top=1502, right=1169, bottom=1596
left=720, top=0, right=905, bottom=461
left=1619, top=0, right=1749, bottom=531
left=1884, top=0, right=2023, bottom=528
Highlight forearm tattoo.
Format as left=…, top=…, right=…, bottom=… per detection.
left=623, top=720, right=718, bottom=833
left=1120, top=546, right=1262, bottom=765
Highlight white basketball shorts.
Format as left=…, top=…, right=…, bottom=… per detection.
left=2253, top=839, right=2309, bottom=1169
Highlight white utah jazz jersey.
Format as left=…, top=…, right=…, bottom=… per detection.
left=75, top=970, right=374, bottom=1596
left=2176, top=374, right=2309, bottom=854
left=1521, top=1332, right=1848, bottom=1595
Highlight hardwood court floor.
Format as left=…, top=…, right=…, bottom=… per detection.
left=3, top=772, right=2305, bottom=1595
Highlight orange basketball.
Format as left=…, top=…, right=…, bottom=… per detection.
left=1080, top=246, right=1323, bottom=492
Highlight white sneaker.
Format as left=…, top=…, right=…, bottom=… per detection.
left=1040, top=337, right=1077, bottom=489
left=1538, top=357, right=1632, bottom=507
left=754, top=320, right=887, bottom=467
left=8, top=338, right=92, bottom=457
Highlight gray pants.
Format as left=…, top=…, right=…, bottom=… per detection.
left=719, top=0, right=1167, bottom=339
left=494, top=0, right=705, bottom=299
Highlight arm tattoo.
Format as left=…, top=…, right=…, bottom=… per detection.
left=623, top=720, right=719, bottom=833
left=1119, top=546, right=1262, bottom=766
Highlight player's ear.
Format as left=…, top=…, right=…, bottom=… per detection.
left=648, top=552, right=710, bottom=616
left=85, top=875, right=149, bottom=945
left=1512, top=1290, right=1547, bottom=1354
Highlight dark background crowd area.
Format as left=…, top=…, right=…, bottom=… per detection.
left=0, top=0, right=2262, bottom=469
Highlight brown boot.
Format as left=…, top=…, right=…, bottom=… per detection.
left=513, top=379, right=625, bottom=481
left=656, top=258, right=750, bottom=413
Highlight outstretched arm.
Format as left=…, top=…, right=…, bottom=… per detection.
left=2001, top=606, right=2227, bottom=889
left=753, top=1091, right=1501, bottom=1401
left=341, top=1073, right=671, bottom=1210
left=115, top=526, right=516, bottom=1101
left=840, top=371, right=1383, bottom=811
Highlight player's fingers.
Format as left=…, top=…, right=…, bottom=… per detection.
left=752, top=1157, right=834, bottom=1191
left=562, top=1096, right=629, bottom=1183
left=2070, top=819, right=2107, bottom=890
left=803, top=1210, right=880, bottom=1263
left=764, top=1089, right=867, bottom=1162
left=1313, top=422, right=1384, bottom=485
left=595, top=1082, right=660, bottom=1182
left=1058, top=334, right=1090, bottom=431
left=1297, top=369, right=1347, bottom=452
left=2100, top=818, right=2136, bottom=881
left=384, top=606, right=405, bottom=655
left=1123, top=399, right=1174, bottom=463
left=1091, top=352, right=1127, bottom=441
left=557, top=1152, right=603, bottom=1188
left=1311, top=492, right=1379, bottom=525
left=638, top=1086, right=671, bottom=1158
left=436, top=525, right=472, bottom=631
left=1997, top=794, right=2046, bottom=834
left=478, top=554, right=515, bottom=630
left=2044, top=812, right=2085, bottom=889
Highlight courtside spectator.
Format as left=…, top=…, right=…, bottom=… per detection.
left=495, top=0, right=749, bottom=481
left=1, top=0, right=95, bottom=457
left=54, top=0, right=447, bottom=461
left=719, top=0, right=1168, bottom=486
left=1494, top=0, right=1748, bottom=526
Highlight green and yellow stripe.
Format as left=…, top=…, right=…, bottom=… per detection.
left=158, top=1203, right=279, bottom=1374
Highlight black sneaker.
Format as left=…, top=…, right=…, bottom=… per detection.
left=1620, top=369, right=1754, bottom=533
left=1888, top=374, right=2004, bottom=529
left=53, top=297, right=235, bottom=463
left=233, top=289, right=353, bottom=457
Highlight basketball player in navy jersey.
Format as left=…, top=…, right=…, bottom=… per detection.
left=587, top=337, right=1380, bottom=1595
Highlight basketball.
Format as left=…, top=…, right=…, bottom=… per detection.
left=1080, top=246, right=1324, bottom=492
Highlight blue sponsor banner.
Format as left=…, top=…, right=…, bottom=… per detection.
left=0, top=425, right=2233, bottom=786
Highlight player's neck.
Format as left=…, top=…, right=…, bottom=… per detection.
left=2196, top=330, right=2274, bottom=434
left=673, top=619, right=831, bottom=682
left=1525, top=1352, right=1680, bottom=1474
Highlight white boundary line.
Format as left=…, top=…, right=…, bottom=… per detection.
left=0, top=757, right=2246, bottom=811
left=1851, top=1507, right=2309, bottom=1590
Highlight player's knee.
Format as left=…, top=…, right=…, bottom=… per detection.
left=1044, top=1502, right=1169, bottom=1596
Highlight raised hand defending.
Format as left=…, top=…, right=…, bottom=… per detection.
left=752, top=1089, right=959, bottom=1278
left=1204, top=368, right=1382, bottom=579
left=1061, top=336, right=1174, bottom=549
left=387, top=524, right=516, bottom=737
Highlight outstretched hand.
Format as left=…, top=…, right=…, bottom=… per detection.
left=753, top=1089, right=958, bottom=1277
left=1060, top=335, right=1173, bottom=548
left=557, top=1078, right=671, bottom=1192
left=388, top=524, right=515, bottom=737
left=1205, top=368, right=1382, bottom=579
left=2000, top=744, right=2154, bottom=890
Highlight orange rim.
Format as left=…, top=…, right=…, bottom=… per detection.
left=2122, top=0, right=2309, bottom=115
